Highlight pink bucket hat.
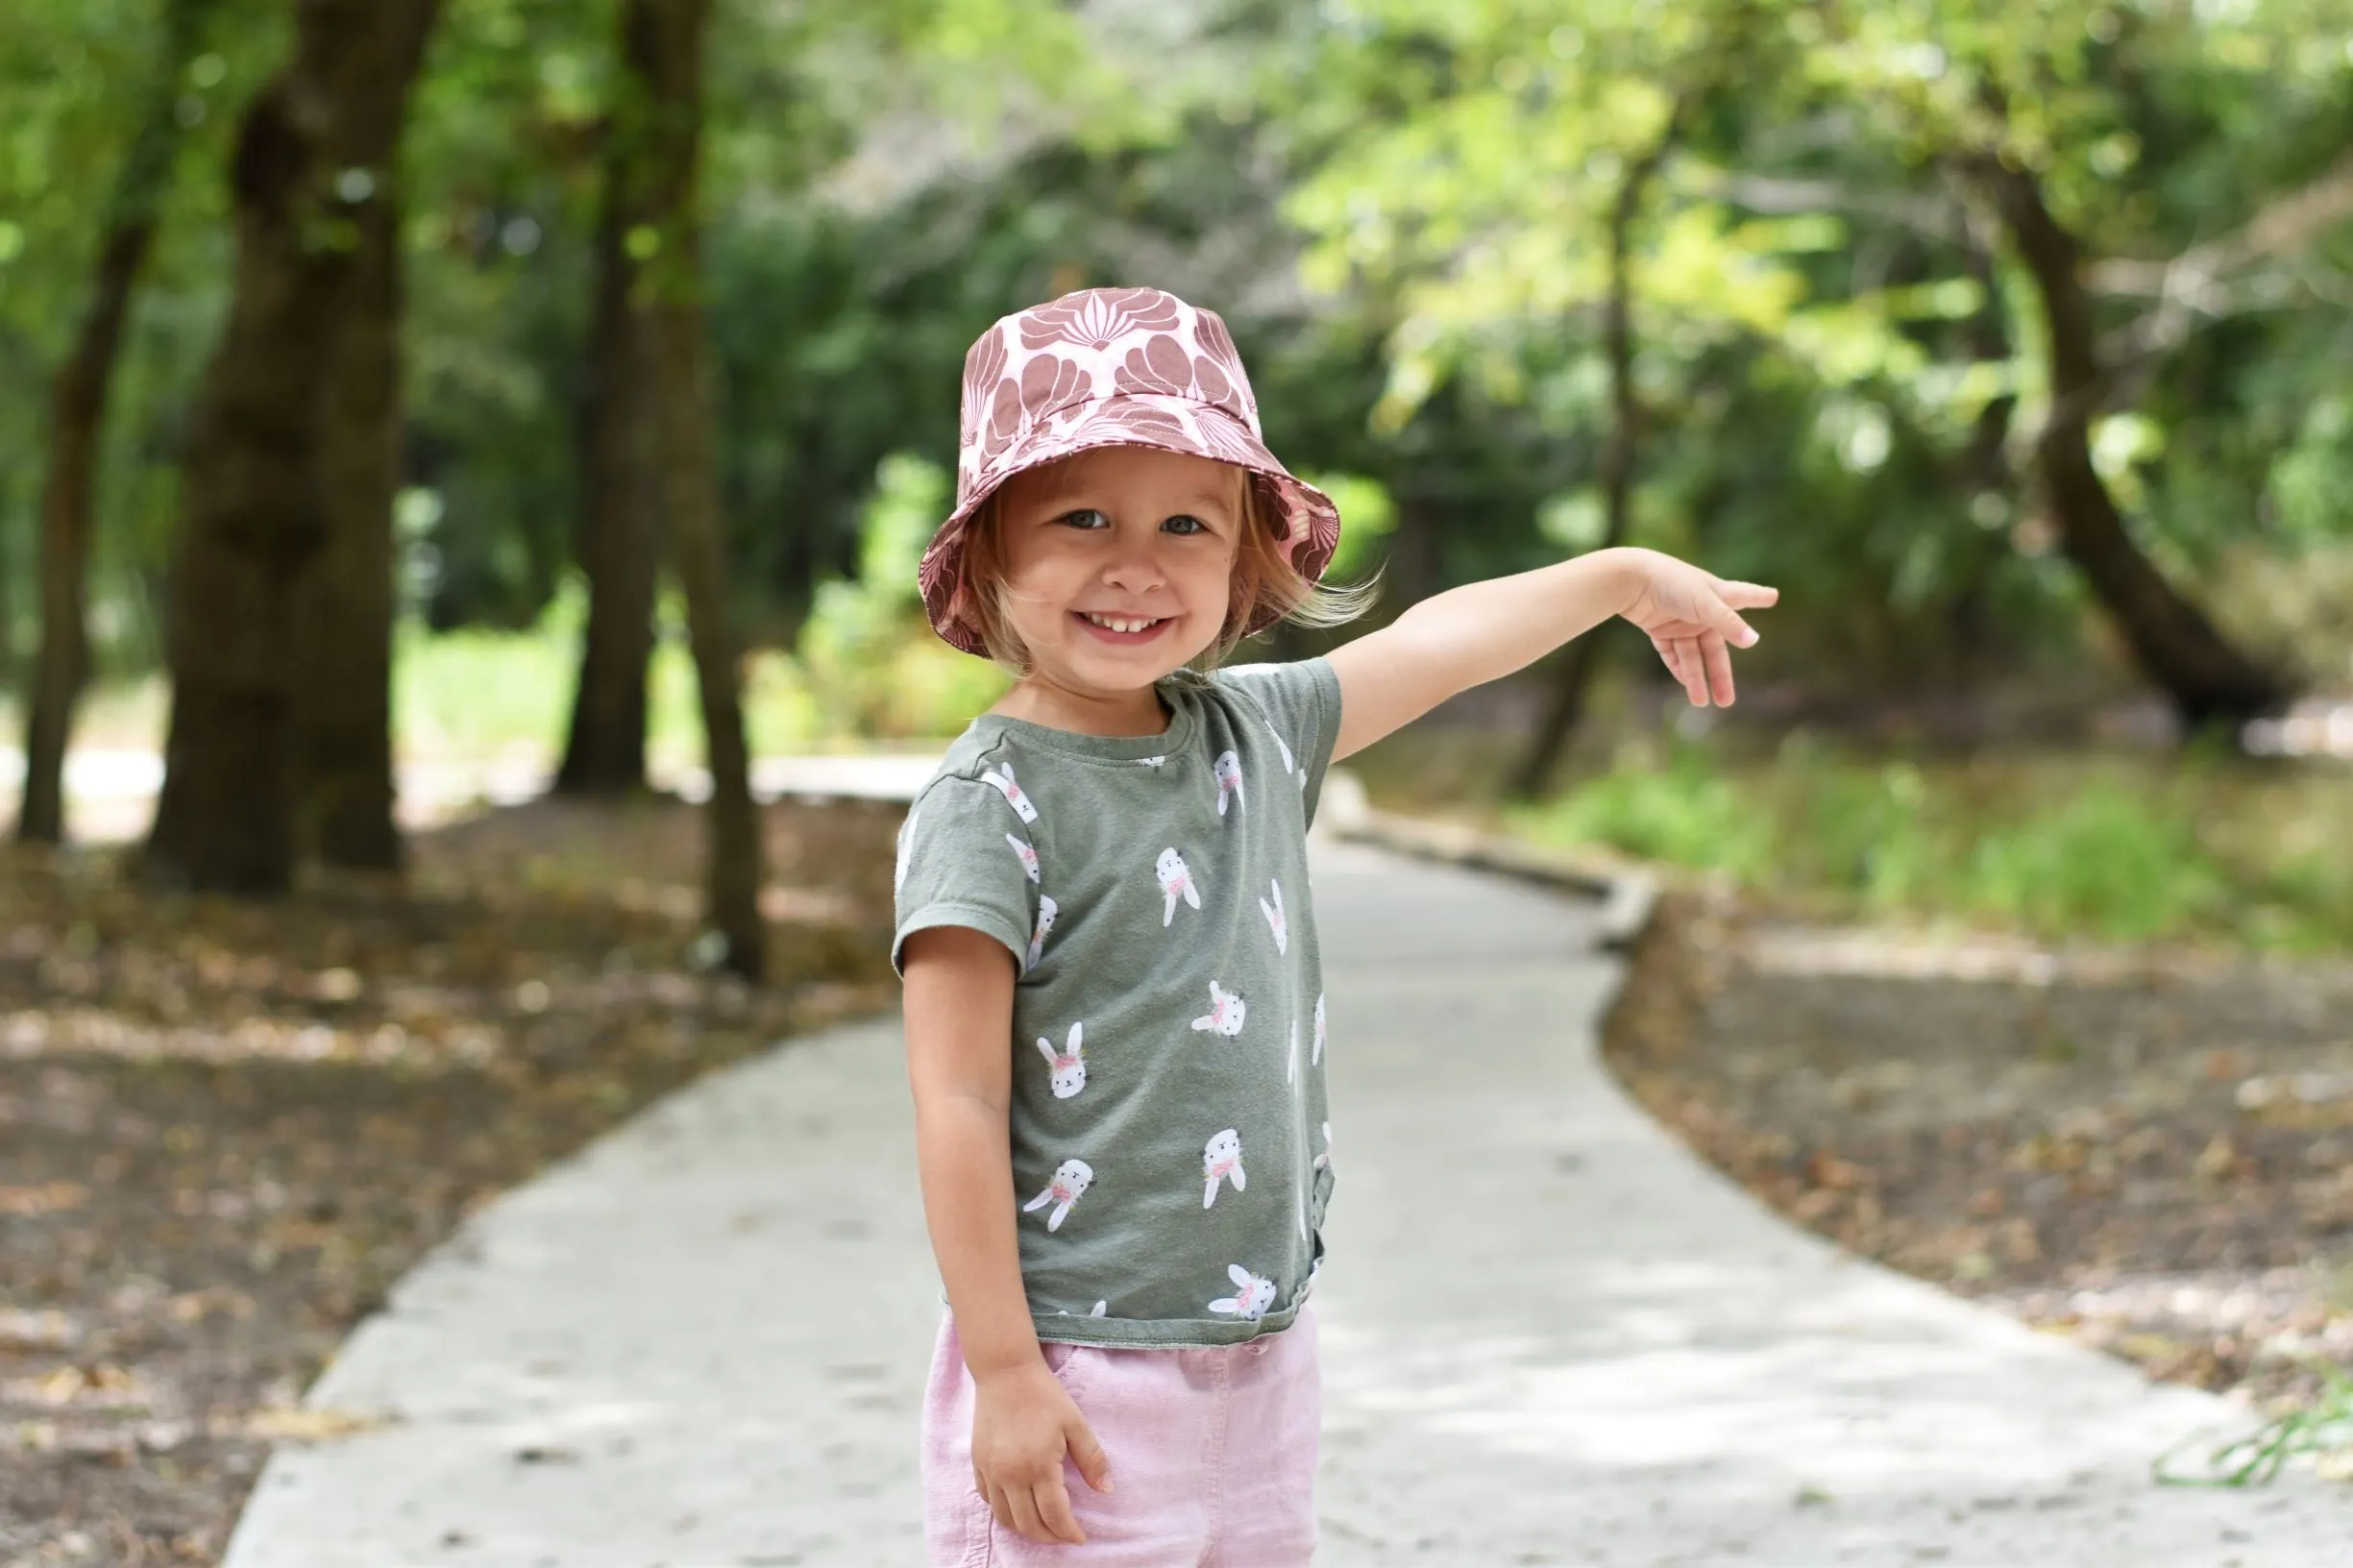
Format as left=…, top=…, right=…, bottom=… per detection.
left=917, top=287, right=1342, bottom=656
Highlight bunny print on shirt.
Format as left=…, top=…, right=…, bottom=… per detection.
left=894, top=808, right=920, bottom=896
left=1037, top=1022, right=1086, bottom=1098
left=1027, top=894, right=1058, bottom=969
left=1262, top=717, right=1308, bottom=789
left=1259, top=878, right=1287, bottom=955
left=1209, top=1263, right=1277, bottom=1320
left=1022, top=1159, right=1093, bottom=1232
left=1202, top=1128, right=1245, bottom=1207
left=1156, top=847, right=1202, bottom=926
left=1213, top=750, right=1246, bottom=817
left=982, top=762, right=1040, bottom=824
left=1190, top=981, right=1247, bottom=1038
left=1006, top=834, right=1041, bottom=883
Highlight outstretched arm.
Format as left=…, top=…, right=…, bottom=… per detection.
left=1324, top=546, right=1776, bottom=762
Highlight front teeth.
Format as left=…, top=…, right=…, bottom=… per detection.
left=1084, top=613, right=1159, bottom=633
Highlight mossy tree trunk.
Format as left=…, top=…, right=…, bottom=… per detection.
left=142, top=0, right=441, bottom=893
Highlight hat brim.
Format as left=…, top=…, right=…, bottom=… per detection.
left=919, top=392, right=1341, bottom=657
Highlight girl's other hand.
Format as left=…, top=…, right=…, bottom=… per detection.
left=970, top=1359, right=1114, bottom=1545
left=1613, top=548, right=1779, bottom=708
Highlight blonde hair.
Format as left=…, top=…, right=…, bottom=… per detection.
left=953, top=462, right=1377, bottom=678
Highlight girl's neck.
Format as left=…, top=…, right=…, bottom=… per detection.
left=989, top=674, right=1175, bottom=739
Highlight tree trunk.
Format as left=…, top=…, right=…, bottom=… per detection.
left=1511, top=111, right=1687, bottom=800
left=13, top=0, right=217, bottom=846
left=1974, top=160, right=2294, bottom=731
left=292, top=173, right=405, bottom=872
left=143, top=0, right=440, bottom=893
left=630, top=0, right=764, bottom=978
left=1942, top=180, right=2018, bottom=692
left=553, top=23, right=667, bottom=798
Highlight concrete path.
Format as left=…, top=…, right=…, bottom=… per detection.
left=220, top=835, right=2350, bottom=1566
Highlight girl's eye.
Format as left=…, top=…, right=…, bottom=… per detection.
left=1164, top=514, right=1209, bottom=536
left=1059, top=508, right=1111, bottom=530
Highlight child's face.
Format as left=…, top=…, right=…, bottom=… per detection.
left=990, top=446, right=1243, bottom=694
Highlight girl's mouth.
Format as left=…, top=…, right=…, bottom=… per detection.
left=1074, top=610, right=1171, bottom=645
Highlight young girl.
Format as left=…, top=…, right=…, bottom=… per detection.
left=895, top=287, right=1776, bottom=1563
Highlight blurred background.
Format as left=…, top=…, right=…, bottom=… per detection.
left=1, top=0, right=2349, bottom=948
left=3, top=0, right=2352, bottom=1559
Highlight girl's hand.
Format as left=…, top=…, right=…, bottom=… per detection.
left=970, top=1359, right=1114, bottom=1545
left=1614, top=548, right=1779, bottom=708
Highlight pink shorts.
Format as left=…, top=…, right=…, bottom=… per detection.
left=920, top=1305, right=1322, bottom=1566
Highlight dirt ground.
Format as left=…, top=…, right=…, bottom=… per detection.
left=0, top=795, right=904, bottom=1567
left=1602, top=879, right=2353, bottom=1419
left=9, top=786, right=2352, bottom=1563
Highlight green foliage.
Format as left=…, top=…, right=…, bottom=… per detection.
left=793, top=453, right=1007, bottom=737
left=1499, top=728, right=2349, bottom=952
left=5, top=0, right=2352, bottom=795
left=1306, top=472, right=1395, bottom=582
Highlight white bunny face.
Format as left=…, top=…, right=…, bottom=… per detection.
left=1213, top=749, right=1246, bottom=817
left=1156, top=846, right=1202, bottom=926
left=983, top=763, right=1040, bottom=824
left=1208, top=1262, right=1277, bottom=1319
left=1258, top=878, right=1287, bottom=955
left=1202, top=1127, right=1246, bottom=1208
left=1189, top=981, right=1247, bottom=1037
left=1037, top=1020, right=1086, bottom=1098
left=1021, top=1157, right=1095, bottom=1233
left=1027, top=894, right=1059, bottom=969
left=1006, top=834, right=1041, bottom=883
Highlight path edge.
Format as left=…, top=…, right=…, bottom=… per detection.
left=1317, top=769, right=1660, bottom=953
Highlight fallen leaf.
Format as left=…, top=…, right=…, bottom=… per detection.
left=246, top=1404, right=399, bottom=1441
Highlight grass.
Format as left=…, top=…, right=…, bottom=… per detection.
left=1349, top=723, right=2353, bottom=957
left=0, top=599, right=979, bottom=772
left=2155, top=1360, right=2353, bottom=1486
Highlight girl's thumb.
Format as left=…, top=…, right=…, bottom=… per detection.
left=1068, top=1421, right=1115, bottom=1493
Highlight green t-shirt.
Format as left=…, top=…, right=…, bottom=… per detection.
left=893, top=658, right=1343, bottom=1347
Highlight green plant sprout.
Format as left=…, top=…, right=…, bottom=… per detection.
left=2153, top=1360, right=2353, bottom=1488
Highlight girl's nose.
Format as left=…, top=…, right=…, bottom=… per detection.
left=1099, top=541, right=1167, bottom=591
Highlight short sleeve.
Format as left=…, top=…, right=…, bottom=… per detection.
left=1211, top=656, right=1345, bottom=827
left=892, top=774, right=1041, bottom=978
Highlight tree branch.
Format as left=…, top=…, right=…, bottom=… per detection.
left=2088, top=152, right=2353, bottom=300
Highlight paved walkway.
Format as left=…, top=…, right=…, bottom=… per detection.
left=219, top=822, right=2348, bottom=1565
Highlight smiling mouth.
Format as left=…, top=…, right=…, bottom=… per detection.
left=1075, top=611, right=1171, bottom=638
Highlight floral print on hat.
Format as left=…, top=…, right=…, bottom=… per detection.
left=918, top=287, right=1343, bottom=657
